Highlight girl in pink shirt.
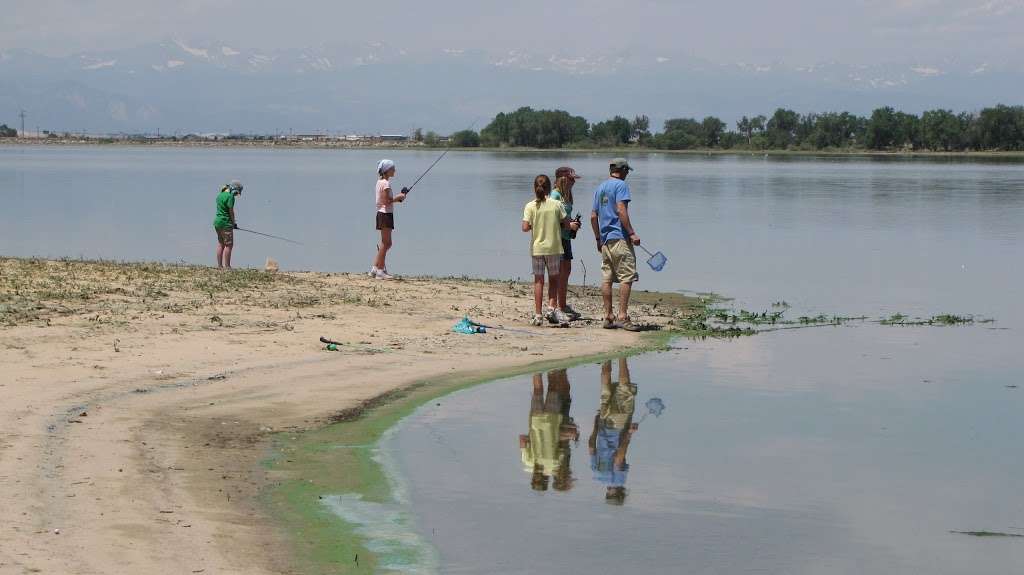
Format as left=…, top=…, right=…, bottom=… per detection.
left=371, top=159, right=407, bottom=280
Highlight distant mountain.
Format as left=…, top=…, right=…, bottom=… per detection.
left=1, top=40, right=1021, bottom=134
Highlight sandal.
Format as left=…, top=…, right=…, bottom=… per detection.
left=618, top=318, right=641, bottom=332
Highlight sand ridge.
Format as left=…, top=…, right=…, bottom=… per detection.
left=0, top=258, right=697, bottom=574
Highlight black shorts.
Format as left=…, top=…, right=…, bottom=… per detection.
left=376, top=212, right=395, bottom=230
left=561, top=238, right=573, bottom=261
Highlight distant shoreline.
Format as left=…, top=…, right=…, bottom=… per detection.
left=5, top=136, right=1024, bottom=159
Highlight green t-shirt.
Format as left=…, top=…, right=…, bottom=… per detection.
left=551, top=189, right=574, bottom=241
left=523, top=198, right=566, bottom=256
left=213, top=190, right=235, bottom=230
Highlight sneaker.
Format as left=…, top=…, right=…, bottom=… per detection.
left=531, top=314, right=544, bottom=326
left=368, top=266, right=379, bottom=277
left=602, top=317, right=617, bottom=329
left=374, top=269, right=394, bottom=280
left=551, top=309, right=571, bottom=327
left=561, top=305, right=581, bottom=321
left=544, top=308, right=558, bottom=324
left=618, top=318, right=641, bottom=332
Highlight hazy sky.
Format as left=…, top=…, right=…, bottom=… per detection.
left=4, top=0, right=1024, bottom=64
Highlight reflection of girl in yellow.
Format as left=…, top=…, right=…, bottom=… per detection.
left=519, top=371, right=578, bottom=491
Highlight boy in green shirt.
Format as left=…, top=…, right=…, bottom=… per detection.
left=214, top=180, right=242, bottom=268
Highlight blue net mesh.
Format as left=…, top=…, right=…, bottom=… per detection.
left=646, top=251, right=667, bottom=272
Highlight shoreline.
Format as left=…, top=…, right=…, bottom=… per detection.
left=5, top=137, right=1024, bottom=159
left=0, top=257, right=703, bottom=574
left=263, top=331, right=677, bottom=575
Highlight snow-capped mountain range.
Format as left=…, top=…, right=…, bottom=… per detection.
left=1, top=39, right=1020, bottom=134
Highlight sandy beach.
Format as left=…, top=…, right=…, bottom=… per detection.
left=0, top=258, right=699, bottom=574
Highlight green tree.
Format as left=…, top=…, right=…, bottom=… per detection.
left=423, top=131, right=441, bottom=146
left=737, top=115, right=761, bottom=146
left=699, top=116, right=726, bottom=148
left=0, top=124, right=16, bottom=138
left=412, top=128, right=424, bottom=142
left=921, top=109, right=965, bottom=151
left=810, top=112, right=867, bottom=149
left=631, top=115, right=651, bottom=145
left=590, top=115, right=632, bottom=146
left=654, top=118, right=702, bottom=149
left=480, top=107, right=589, bottom=148
left=865, top=107, right=899, bottom=150
left=449, top=129, right=480, bottom=147
left=974, top=105, right=1024, bottom=150
left=766, top=108, right=800, bottom=148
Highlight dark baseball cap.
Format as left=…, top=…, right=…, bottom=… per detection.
left=555, top=166, right=581, bottom=180
left=609, top=158, right=633, bottom=173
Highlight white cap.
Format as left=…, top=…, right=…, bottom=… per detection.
left=377, top=159, right=395, bottom=174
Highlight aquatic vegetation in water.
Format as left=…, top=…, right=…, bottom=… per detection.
left=880, top=313, right=991, bottom=326
left=950, top=530, right=1024, bottom=538
left=693, top=304, right=996, bottom=335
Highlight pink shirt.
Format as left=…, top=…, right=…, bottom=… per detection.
left=375, top=178, right=393, bottom=213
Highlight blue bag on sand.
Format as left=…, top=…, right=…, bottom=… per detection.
left=453, top=316, right=486, bottom=334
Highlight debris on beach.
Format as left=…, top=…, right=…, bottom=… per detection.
left=452, top=316, right=486, bottom=334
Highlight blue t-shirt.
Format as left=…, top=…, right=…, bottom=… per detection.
left=550, top=189, right=574, bottom=241
left=591, top=178, right=631, bottom=244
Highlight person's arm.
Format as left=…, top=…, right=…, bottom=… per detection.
left=394, top=186, right=408, bottom=203
left=522, top=204, right=533, bottom=232
left=590, top=210, right=601, bottom=252
left=519, top=434, right=530, bottom=448
left=588, top=413, right=599, bottom=453
left=614, top=427, right=633, bottom=466
left=229, top=207, right=237, bottom=228
left=616, top=201, right=640, bottom=245
left=522, top=220, right=532, bottom=232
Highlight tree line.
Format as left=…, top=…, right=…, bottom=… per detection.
left=0, top=124, right=17, bottom=137
left=448, top=105, right=1024, bottom=152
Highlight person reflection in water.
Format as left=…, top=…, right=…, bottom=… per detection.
left=520, top=370, right=578, bottom=492
left=589, top=358, right=638, bottom=505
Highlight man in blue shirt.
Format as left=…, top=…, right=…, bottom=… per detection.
left=590, top=158, right=641, bottom=331
left=589, top=358, right=638, bottom=505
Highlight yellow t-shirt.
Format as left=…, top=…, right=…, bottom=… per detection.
left=521, top=412, right=562, bottom=472
left=523, top=198, right=566, bottom=256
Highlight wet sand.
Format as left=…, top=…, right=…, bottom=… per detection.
left=0, top=258, right=699, bottom=574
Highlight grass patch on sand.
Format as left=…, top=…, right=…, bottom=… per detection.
left=0, top=257, right=333, bottom=326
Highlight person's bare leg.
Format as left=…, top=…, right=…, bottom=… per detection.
left=602, top=281, right=614, bottom=321
left=618, top=356, right=631, bottom=385
left=216, top=243, right=224, bottom=268
left=547, top=272, right=560, bottom=311
left=617, top=282, right=633, bottom=321
left=557, top=260, right=571, bottom=309
left=223, top=245, right=233, bottom=269
left=533, top=275, right=545, bottom=316
left=374, top=228, right=392, bottom=270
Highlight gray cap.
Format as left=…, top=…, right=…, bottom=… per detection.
left=609, top=158, right=633, bottom=173
left=229, top=179, right=243, bottom=191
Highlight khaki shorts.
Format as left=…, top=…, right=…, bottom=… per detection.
left=601, top=239, right=638, bottom=284
left=215, top=227, right=234, bottom=247
left=532, top=255, right=561, bottom=277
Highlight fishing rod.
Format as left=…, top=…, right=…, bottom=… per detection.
left=404, top=119, right=480, bottom=195
left=235, top=227, right=304, bottom=245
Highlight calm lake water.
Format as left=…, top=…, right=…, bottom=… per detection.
left=2, top=145, right=1023, bottom=572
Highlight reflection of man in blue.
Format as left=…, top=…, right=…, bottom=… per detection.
left=589, top=357, right=638, bottom=505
